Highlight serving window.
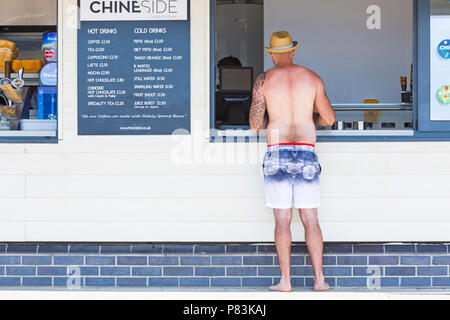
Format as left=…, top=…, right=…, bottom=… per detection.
left=0, top=0, right=58, bottom=143
left=210, top=0, right=450, bottom=142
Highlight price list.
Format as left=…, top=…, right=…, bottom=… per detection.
left=78, top=18, right=190, bottom=135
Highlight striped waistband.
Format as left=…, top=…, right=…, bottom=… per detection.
left=267, top=143, right=315, bottom=148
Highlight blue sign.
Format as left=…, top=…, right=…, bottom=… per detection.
left=438, top=39, right=450, bottom=59
left=77, top=3, right=190, bottom=135
left=39, top=62, right=58, bottom=86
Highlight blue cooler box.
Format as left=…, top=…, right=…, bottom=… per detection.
left=37, top=86, right=57, bottom=120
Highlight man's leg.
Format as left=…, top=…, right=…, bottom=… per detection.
left=299, top=208, right=329, bottom=291
left=269, top=208, right=293, bottom=292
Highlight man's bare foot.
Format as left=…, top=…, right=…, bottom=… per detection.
left=269, top=279, right=292, bottom=292
left=314, top=280, right=330, bottom=292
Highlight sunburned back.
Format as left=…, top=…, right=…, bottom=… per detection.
left=264, top=65, right=318, bottom=145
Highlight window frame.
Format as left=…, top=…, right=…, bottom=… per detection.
left=0, top=0, right=59, bottom=144
left=209, top=0, right=450, bottom=143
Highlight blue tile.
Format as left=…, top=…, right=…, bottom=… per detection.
left=212, top=256, right=242, bottom=265
left=211, top=278, right=241, bottom=287
left=432, top=277, right=450, bottom=287
left=0, top=267, right=4, bottom=275
left=162, top=245, right=193, bottom=254
left=242, top=277, right=273, bottom=287
left=401, top=256, right=430, bottom=265
left=100, top=245, right=131, bottom=254
left=195, top=267, right=225, bottom=276
left=385, top=267, right=416, bottom=276
left=194, top=245, right=225, bottom=254
left=353, top=245, right=384, bottom=253
left=369, top=256, right=399, bottom=265
left=54, top=277, right=83, bottom=287
left=400, top=277, right=431, bottom=287
left=227, top=267, right=257, bottom=276
left=291, top=266, right=314, bottom=276
left=132, top=267, right=162, bottom=276
left=385, top=245, right=416, bottom=253
left=149, top=256, right=178, bottom=265
left=323, top=244, right=352, bottom=254
left=0, top=245, right=6, bottom=253
left=0, top=277, right=21, bottom=286
left=227, top=244, right=257, bottom=253
left=353, top=267, right=384, bottom=276
left=117, top=256, right=147, bottom=265
left=148, top=277, right=178, bottom=287
left=256, top=245, right=276, bottom=253
left=69, top=245, right=100, bottom=254
left=85, top=277, right=115, bottom=287
left=258, top=267, right=281, bottom=276
left=38, top=245, right=69, bottom=254
left=22, top=277, right=52, bottom=287
left=6, top=267, right=36, bottom=276
left=0, top=256, right=21, bottom=265
left=22, top=256, right=51, bottom=265
left=80, top=267, right=99, bottom=276
left=432, top=256, right=450, bottom=265
left=416, top=244, right=447, bottom=253
left=180, top=277, right=210, bottom=287
left=163, top=267, right=193, bottom=276
left=418, top=267, right=448, bottom=276
left=38, top=267, right=67, bottom=276
left=380, top=277, right=399, bottom=287
left=117, top=278, right=147, bottom=287
left=337, top=256, right=367, bottom=265
left=180, top=257, right=210, bottom=266
left=276, top=255, right=305, bottom=266
left=305, top=277, right=335, bottom=287
left=54, top=256, right=84, bottom=265
left=291, top=244, right=309, bottom=253
left=306, top=256, right=336, bottom=266
left=100, top=267, right=130, bottom=276
left=337, top=277, right=367, bottom=287
left=323, top=267, right=351, bottom=276
left=131, top=244, right=162, bottom=254
left=86, top=256, right=115, bottom=265
left=7, top=245, right=37, bottom=253
left=243, top=256, right=273, bottom=265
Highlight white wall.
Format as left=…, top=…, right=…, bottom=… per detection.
left=264, top=0, right=413, bottom=104
left=0, top=0, right=449, bottom=242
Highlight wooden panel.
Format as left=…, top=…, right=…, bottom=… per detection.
left=26, top=174, right=265, bottom=198
left=0, top=222, right=26, bottom=241
left=25, top=221, right=450, bottom=242
left=25, top=174, right=450, bottom=198
left=1, top=197, right=450, bottom=222
left=3, top=152, right=450, bottom=175
left=0, top=175, right=25, bottom=198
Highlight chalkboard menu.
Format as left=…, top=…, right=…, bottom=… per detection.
left=77, top=0, right=190, bottom=135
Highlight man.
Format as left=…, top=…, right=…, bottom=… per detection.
left=249, top=31, right=335, bottom=292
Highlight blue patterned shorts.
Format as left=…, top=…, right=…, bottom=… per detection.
left=263, top=144, right=322, bottom=209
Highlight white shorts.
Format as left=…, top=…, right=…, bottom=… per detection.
left=263, top=144, right=321, bottom=209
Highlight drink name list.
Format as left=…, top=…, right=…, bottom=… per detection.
left=78, top=0, right=190, bottom=135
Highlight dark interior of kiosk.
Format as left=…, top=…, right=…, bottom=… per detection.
left=213, top=0, right=415, bottom=135
left=0, top=0, right=57, bottom=137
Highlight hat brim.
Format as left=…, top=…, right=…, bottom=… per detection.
left=265, top=41, right=298, bottom=54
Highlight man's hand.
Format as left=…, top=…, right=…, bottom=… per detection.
left=249, top=72, right=267, bottom=132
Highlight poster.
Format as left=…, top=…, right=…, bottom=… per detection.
left=77, top=0, right=190, bottom=135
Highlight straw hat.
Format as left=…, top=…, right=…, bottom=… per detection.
left=265, top=31, right=298, bottom=54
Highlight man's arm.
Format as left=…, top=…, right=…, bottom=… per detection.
left=249, top=72, right=267, bottom=133
left=313, top=77, right=335, bottom=127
